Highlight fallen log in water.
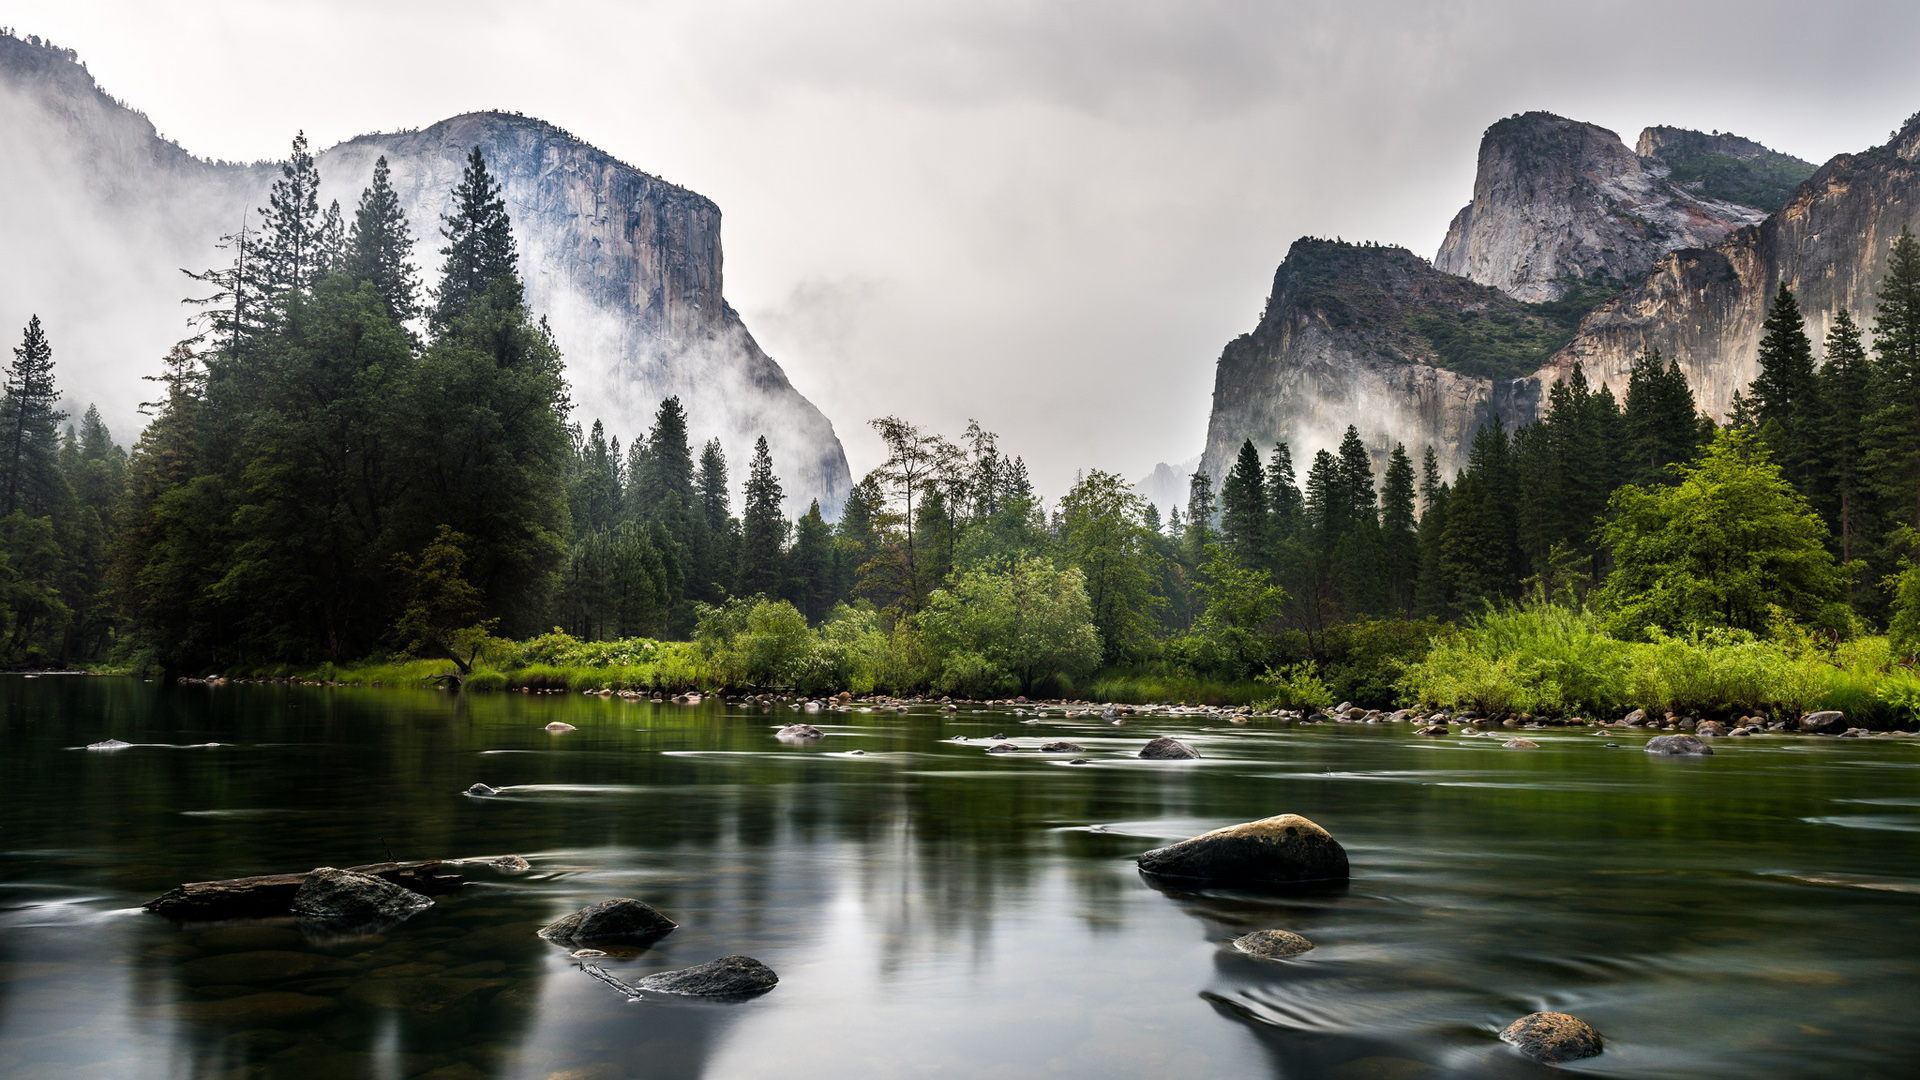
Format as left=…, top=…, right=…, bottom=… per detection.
left=143, top=860, right=463, bottom=919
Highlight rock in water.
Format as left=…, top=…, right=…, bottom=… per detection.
left=1799, top=711, right=1847, bottom=735
left=1039, top=742, right=1086, bottom=753
left=1232, top=929, right=1315, bottom=959
left=1499, top=1011, right=1603, bottom=1063
left=290, top=867, right=433, bottom=924
left=1136, top=814, right=1348, bottom=886
left=1138, top=737, right=1199, bottom=760
left=539, top=898, right=678, bottom=945
left=465, top=783, right=499, bottom=797
left=636, top=955, right=778, bottom=997
left=1645, top=734, right=1713, bottom=756
left=775, top=724, right=825, bottom=741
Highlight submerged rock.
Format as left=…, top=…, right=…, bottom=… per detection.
left=465, top=783, right=499, bottom=797
left=290, top=867, right=432, bottom=924
left=1499, top=1011, right=1603, bottom=1063
left=1645, top=734, right=1713, bottom=756
left=1232, top=929, right=1315, bottom=959
left=1039, top=741, right=1086, bottom=753
left=635, top=954, right=778, bottom=996
left=1136, top=814, right=1348, bottom=886
left=1138, top=737, right=1199, bottom=760
left=539, top=898, right=678, bottom=946
left=775, top=724, right=825, bottom=741
left=1799, top=710, right=1848, bottom=735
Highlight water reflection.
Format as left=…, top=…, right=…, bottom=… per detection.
left=0, top=676, right=1916, bottom=1077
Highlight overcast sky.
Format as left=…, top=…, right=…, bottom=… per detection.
left=11, top=0, right=1920, bottom=495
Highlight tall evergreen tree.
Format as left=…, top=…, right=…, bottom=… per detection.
left=430, top=147, right=520, bottom=335
left=345, top=156, right=421, bottom=323
left=736, top=436, right=786, bottom=596
left=0, top=315, right=66, bottom=517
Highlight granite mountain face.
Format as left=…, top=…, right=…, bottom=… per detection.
left=1195, top=108, right=1913, bottom=490
left=0, top=33, right=849, bottom=515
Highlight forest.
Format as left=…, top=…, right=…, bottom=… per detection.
left=10, top=134, right=1920, bottom=725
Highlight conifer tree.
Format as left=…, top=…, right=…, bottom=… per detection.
left=431, top=147, right=520, bottom=335
left=736, top=436, right=786, bottom=596
left=1868, top=227, right=1920, bottom=531
left=345, top=156, right=421, bottom=323
left=1219, top=439, right=1268, bottom=560
left=0, top=315, right=66, bottom=517
left=1750, top=283, right=1820, bottom=491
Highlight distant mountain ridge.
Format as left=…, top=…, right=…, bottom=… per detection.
left=0, top=30, right=850, bottom=515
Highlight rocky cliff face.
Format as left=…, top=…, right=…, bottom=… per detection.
left=1198, top=240, right=1544, bottom=483
left=0, top=32, right=849, bottom=515
left=1539, top=113, right=1920, bottom=417
left=1435, top=112, right=1766, bottom=302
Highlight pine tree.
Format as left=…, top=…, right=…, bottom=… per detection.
left=736, top=436, right=786, bottom=596
left=1218, top=439, right=1268, bottom=560
left=345, top=156, right=421, bottom=323
left=431, top=147, right=520, bottom=335
left=1750, top=283, right=1820, bottom=492
left=1380, top=443, right=1419, bottom=615
left=0, top=316, right=66, bottom=517
left=1868, top=227, right=1920, bottom=532
left=1816, top=310, right=1872, bottom=575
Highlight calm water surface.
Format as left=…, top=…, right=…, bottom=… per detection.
left=1, top=676, right=1917, bottom=1079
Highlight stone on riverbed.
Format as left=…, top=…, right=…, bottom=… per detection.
left=636, top=955, right=779, bottom=996
left=1645, top=734, right=1713, bottom=756
left=1499, top=1011, right=1603, bottom=1063
left=1136, top=814, right=1348, bottom=886
left=1232, top=929, right=1315, bottom=959
left=290, top=867, right=433, bottom=925
left=539, top=898, right=678, bottom=945
left=1799, top=710, right=1848, bottom=735
left=775, top=724, right=825, bottom=741
left=1138, top=737, right=1199, bottom=760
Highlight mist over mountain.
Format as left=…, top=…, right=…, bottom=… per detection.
left=0, top=31, right=849, bottom=516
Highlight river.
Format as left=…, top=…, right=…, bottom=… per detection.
left=0, top=675, right=1915, bottom=1078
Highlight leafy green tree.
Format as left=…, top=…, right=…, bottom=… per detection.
left=915, top=554, right=1101, bottom=695
left=736, top=435, right=787, bottom=597
left=1057, top=468, right=1163, bottom=663
left=344, top=155, right=421, bottom=323
left=1595, top=428, right=1852, bottom=636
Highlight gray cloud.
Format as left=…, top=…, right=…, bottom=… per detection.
left=9, top=0, right=1920, bottom=496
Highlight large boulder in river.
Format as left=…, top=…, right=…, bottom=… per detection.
left=1138, top=737, right=1199, bottom=760
left=539, top=898, right=678, bottom=945
left=290, top=867, right=433, bottom=924
left=1645, top=734, right=1713, bottom=756
left=636, top=955, right=778, bottom=996
left=1499, top=1011, right=1603, bottom=1063
left=1799, top=711, right=1847, bottom=735
left=1136, top=814, right=1348, bottom=886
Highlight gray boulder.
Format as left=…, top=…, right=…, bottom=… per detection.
left=1232, top=929, right=1314, bottom=959
left=290, top=867, right=433, bottom=924
left=1138, top=737, right=1199, bottom=760
left=1499, top=1011, right=1603, bottom=1063
left=1645, top=734, right=1713, bottom=756
left=539, top=898, right=678, bottom=945
left=775, top=724, right=824, bottom=741
left=636, top=955, right=778, bottom=996
left=1136, top=814, right=1348, bottom=886
left=1799, top=711, right=1848, bottom=735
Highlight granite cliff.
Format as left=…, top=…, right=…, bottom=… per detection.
left=1435, top=112, right=1770, bottom=302
left=0, top=32, right=849, bottom=514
